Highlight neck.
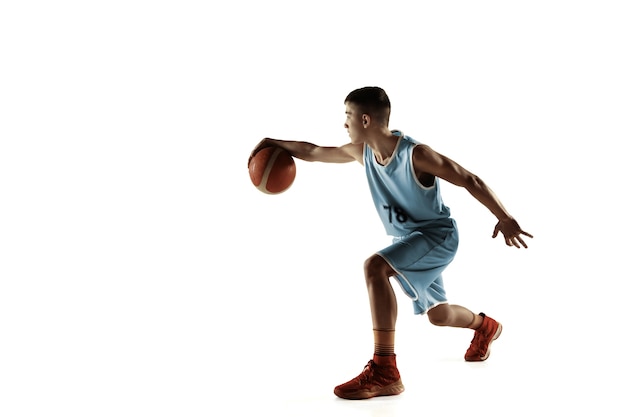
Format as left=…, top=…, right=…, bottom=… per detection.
left=366, top=129, right=399, bottom=165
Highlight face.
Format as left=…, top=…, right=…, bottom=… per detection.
left=344, top=103, right=368, bottom=144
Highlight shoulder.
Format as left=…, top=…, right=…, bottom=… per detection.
left=396, top=132, right=421, bottom=150
left=340, top=142, right=365, bottom=163
left=413, top=142, right=434, bottom=156
left=411, top=143, right=446, bottom=171
left=340, top=142, right=364, bottom=154
left=412, top=142, right=434, bottom=158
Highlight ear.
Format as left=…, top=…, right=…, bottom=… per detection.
left=362, top=113, right=371, bottom=127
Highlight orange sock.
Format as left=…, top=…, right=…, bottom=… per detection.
left=373, top=329, right=395, bottom=356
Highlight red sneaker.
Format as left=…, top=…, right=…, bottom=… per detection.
left=464, top=313, right=502, bottom=361
left=333, top=354, right=405, bottom=400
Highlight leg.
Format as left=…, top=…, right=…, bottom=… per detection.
left=363, top=254, right=398, bottom=334
left=427, top=303, right=482, bottom=329
left=428, top=304, right=502, bottom=361
left=333, top=254, right=404, bottom=400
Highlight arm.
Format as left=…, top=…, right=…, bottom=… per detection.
left=412, top=144, right=533, bottom=248
left=250, top=138, right=364, bottom=164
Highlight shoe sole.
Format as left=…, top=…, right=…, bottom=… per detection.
left=334, top=379, right=405, bottom=400
left=480, top=323, right=502, bottom=361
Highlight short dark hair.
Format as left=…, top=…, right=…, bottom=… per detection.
left=344, top=86, right=391, bottom=125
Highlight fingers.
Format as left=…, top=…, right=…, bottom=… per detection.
left=507, top=236, right=520, bottom=248
left=521, top=230, right=534, bottom=239
left=248, top=138, right=268, bottom=166
left=508, top=233, right=529, bottom=249
left=515, top=230, right=533, bottom=248
left=498, top=230, right=530, bottom=248
left=494, top=221, right=533, bottom=248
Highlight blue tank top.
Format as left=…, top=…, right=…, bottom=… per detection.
left=364, top=131, right=453, bottom=237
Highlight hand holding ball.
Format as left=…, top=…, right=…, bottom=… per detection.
left=248, top=146, right=296, bottom=194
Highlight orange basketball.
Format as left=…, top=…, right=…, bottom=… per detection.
left=248, top=146, right=296, bottom=194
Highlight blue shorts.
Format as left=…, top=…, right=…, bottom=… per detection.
left=377, top=220, right=459, bottom=315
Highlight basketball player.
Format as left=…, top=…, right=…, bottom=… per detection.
left=249, top=87, right=532, bottom=400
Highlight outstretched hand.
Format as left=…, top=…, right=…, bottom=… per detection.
left=492, top=218, right=533, bottom=248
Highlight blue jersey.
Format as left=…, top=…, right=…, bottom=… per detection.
left=364, top=131, right=453, bottom=237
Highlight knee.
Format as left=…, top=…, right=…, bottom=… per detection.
left=363, top=255, right=393, bottom=284
left=428, top=305, right=451, bottom=326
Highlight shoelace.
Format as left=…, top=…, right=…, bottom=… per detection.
left=357, top=360, right=376, bottom=385
left=468, top=331, right=486, bottom=355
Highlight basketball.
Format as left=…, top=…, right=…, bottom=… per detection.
left=248, top=146, right=296, bottom=194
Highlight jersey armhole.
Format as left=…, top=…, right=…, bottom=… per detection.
left=410, top=144, right=436, bottom=190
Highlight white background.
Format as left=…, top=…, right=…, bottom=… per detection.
left=1, top=1, right=625, bottom=416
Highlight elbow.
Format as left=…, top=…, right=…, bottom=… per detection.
left=465, top=174, right=486, bottom=190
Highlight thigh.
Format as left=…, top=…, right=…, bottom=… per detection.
left=377, top=227, right=459, bottom=312
left=379, top=227, right=459, bottom=272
